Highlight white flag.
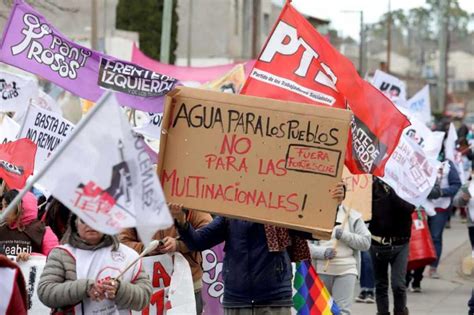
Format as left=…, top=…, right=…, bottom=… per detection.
left=381, top=112, right=441, bottom=207
left=132, top=112, right=163, bottom=141
left=14, top=90, right=62, bottom=124
left=372, top=70, right=407, bottom=106
left=0, top=70, right=38, bottom=112
left=18, top=105, right=75, bottom=172
left=444, top=123, right=458, bottom=162
left=443, top=122, right=466, bottom=183
left=404, top=85, right=431, bottom=125
left=0, top=114, right=20, bottom=143
left=402, top=108, right=444, bottom=159
left=37, top=93, right=172, bottom=243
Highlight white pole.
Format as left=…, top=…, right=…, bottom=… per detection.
left=0, top=92, right=113, bottom=222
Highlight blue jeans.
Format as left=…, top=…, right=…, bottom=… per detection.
left=360, top=250, right=375, bottom=292
left=428, top=210, right=451, bottom=268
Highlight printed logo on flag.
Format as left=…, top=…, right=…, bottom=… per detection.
left=350, top=114, right=387, bottom=174
left=98, top=58, right=177, bottom=97
left=11, top=13, right=90, bottom=80
left=0, top=78, right=20, bottom=101
left=406, top=127, right=425, bottom=147
left=73, top=140, right=132, bottom=224
left=0, top=160, right=23, bottom=175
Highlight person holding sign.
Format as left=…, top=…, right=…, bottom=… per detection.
left=0, top=189, right=59, bottom=261
left=38, top=213, right=152, bottom=314
left=120, top=209, right=212, bottom=314
left=370, top=178, right=415, bottom=315
left=170, top=182, right=346, bottom=315
left=308, top=205, right=371, bottom=314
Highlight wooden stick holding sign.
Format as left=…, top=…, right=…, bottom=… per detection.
left=116, top=239, right=161, bottom=280
left=323, top=208, right=351, bottom=272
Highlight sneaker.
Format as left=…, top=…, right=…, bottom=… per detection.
left=355, top=291, right=367, bottom=303
left=430, top=268, right=440, bottom=279
left=365, top=292, right=375, bottom=303
left=410, top=286, right=422, bottom=293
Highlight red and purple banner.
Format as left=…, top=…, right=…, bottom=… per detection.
left=0, top=0, right=178, bottom=113
left=241, top=2, right=410, bottom=176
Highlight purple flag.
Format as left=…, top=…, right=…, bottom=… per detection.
left=202, top=244, right=225, bottom=315
left=0, top=0, right=178, bottom=113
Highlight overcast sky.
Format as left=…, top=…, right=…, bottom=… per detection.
left=285, top=0, right=474, bottom=40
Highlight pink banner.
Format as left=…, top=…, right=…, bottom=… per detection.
left=132, top=44, right=255, bottom=84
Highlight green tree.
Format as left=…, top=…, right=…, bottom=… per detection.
left=116, top=0, right=179, bottom=64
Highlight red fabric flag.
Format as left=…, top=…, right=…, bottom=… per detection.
left=241, top=3, right=410, bottom=176
left=0, top=138, right=36, bottom=189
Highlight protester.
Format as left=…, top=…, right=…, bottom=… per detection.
left=469, top=290, right=474, bottom=315
left=308, top=205, right=371, bottom=314
left=355, top=251, right=375, bottom=304
left=38, top=213, right=152, bottom=314
left=120, top=209, right=212, bottom=314
left=0, top=189, right=59, bottom=261
left=169, top=182, right=346, bottom=315
left=370, top=178, right=415, bottom=315
left=0, top=252, right=28, bottom=314
left=41, top=198, right=71, bottom=240
left=422, top=150, right=461, bottom=280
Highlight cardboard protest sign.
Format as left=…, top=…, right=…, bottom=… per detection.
left=0, top=0, right=178, bottom=113
left=19, top=104, right=74, bottom=172
left=13, top=256, right=49, bottom=314
left=133, top=253, right=195, bottom=315
left=0, top=114, right=20, bottom=143
left=202, top=244, right=225, bottom=315
left=341, top=167, right=372, bottom=221
left=158, top=87, right=351, bottom=238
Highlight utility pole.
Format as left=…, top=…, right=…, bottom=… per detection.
left=438, top=0, right=449, bottom=112
left=186, top=0, right=193, bottom=66
left=91, top=0, right=98, bottom=50
left=160, top=0, right=173, bottom=64
left=359, top=11, right=365, bottom=76
left=251, top=0, right=261, bottom=58
left=386, top=0, right=392, bottom=72
left=242, top=0, right=252, bottom=59
left=342, top=10, right=365, bottom=75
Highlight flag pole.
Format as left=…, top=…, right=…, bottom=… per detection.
left=0, top=92, right=113, bottom=223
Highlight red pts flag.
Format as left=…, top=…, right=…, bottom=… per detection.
left=241, top=3, right=410, bottom=176
left=0, top=139, right=36, bottom=189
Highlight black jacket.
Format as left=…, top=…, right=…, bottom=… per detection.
left=369, top=179, right=415, bottom=238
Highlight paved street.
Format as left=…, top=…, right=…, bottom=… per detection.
left=353, top=216, right=473, bottom=315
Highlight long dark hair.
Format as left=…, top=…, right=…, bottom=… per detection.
left=2, top=190, right=23, bottom=230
